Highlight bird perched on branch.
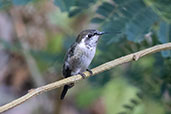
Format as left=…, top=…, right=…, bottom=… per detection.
left=60, top=29, right=106, bottom=99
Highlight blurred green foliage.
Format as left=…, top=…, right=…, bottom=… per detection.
left=157, top=21, right=171, bottom=57
left=0, top=0, right=170, bottom=113
left=92, top=0, right=159, bottom=43
left=144, top=0, right=171, bottom=23
left=54, top=0, right=97, bottom=17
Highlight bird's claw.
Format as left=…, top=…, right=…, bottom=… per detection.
left=86, top=69, right=93, bottom=75
left=79, top=72, right=86, bottom=79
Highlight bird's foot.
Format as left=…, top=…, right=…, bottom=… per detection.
left=86, top=69, right=93, bottom=75
left=79, top=72, right=86, bottom=79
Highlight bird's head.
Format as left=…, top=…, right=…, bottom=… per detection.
left=76, top=29, right=106, bottom=47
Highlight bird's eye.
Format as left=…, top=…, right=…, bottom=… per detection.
left=88, top=34, right=92, bottom=38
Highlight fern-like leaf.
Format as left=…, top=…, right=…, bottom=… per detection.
left=54, top=0, right=75, bottom=12
left=54, top=0, right=97, bottom=17
left=92, top=0, right=159, bottom=43
left=144, top=0, right=171, bottom=23
left=157, top=21, right=171, bottom=57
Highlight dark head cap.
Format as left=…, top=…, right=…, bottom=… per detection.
left=76, top=29, right=106, bottom=43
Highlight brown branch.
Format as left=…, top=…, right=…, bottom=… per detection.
left=0, top=42, right=171, bottom=113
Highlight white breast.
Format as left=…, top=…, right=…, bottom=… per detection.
left=77, top=41, right=96, bottom=72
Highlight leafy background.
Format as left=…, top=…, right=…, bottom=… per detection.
left=0, top=0, right=170, bottom=114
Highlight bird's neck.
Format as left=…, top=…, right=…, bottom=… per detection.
left=78, top=40, right=97, bottom=50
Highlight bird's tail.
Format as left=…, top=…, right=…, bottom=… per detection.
left=60, top=85, right=69, bottom=100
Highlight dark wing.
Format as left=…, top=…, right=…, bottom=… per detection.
left=62, top=64, right=71, bottom=78
left=62, top=43, right=77, bottom=78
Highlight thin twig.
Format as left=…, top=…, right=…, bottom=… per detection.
left=0, top=42, right=171, bottom=113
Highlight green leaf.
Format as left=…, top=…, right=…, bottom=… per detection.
left=157, top=21, right=171, bottom=57
left=54, top=0, right=97, bottom=16
left=96, top=2, right=115, bottom=17
left=144, top=0, right=171, bottom=23
left=68, top=0, right=97, bottom=17
left=0, top=0, right=11, bottom=8
left=54, top=0, right=75, bottom=12
left=75, top=0, right=93, bottom=8
left=125, top=8, right=158, bottom=42
left=0, top=0, right=34, bottom=8
left=68, top=8, right=82, bottom=17
left=91, top=17, right=104, bottom=23
left=92, top=0, right=159, bottom=43
left=12, top=0, right=32, bottom=5
left=103, top=78, right=139, bottom=114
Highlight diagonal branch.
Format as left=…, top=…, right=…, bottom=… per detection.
left=0, top=42, right=171, bottom=113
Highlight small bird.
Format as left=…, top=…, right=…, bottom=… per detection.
left=60, top=29, right=106, bottom=99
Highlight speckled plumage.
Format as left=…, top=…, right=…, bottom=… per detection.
left=60, top=29, right=105, bottom=99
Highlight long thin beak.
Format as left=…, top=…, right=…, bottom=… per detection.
left=97, top=31, right=108, bottom=35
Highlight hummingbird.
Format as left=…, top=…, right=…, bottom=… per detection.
left=60, top=29, right=106, bottom=100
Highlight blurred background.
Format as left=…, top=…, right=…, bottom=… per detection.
left=0, top=0, right=170, bottom=114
